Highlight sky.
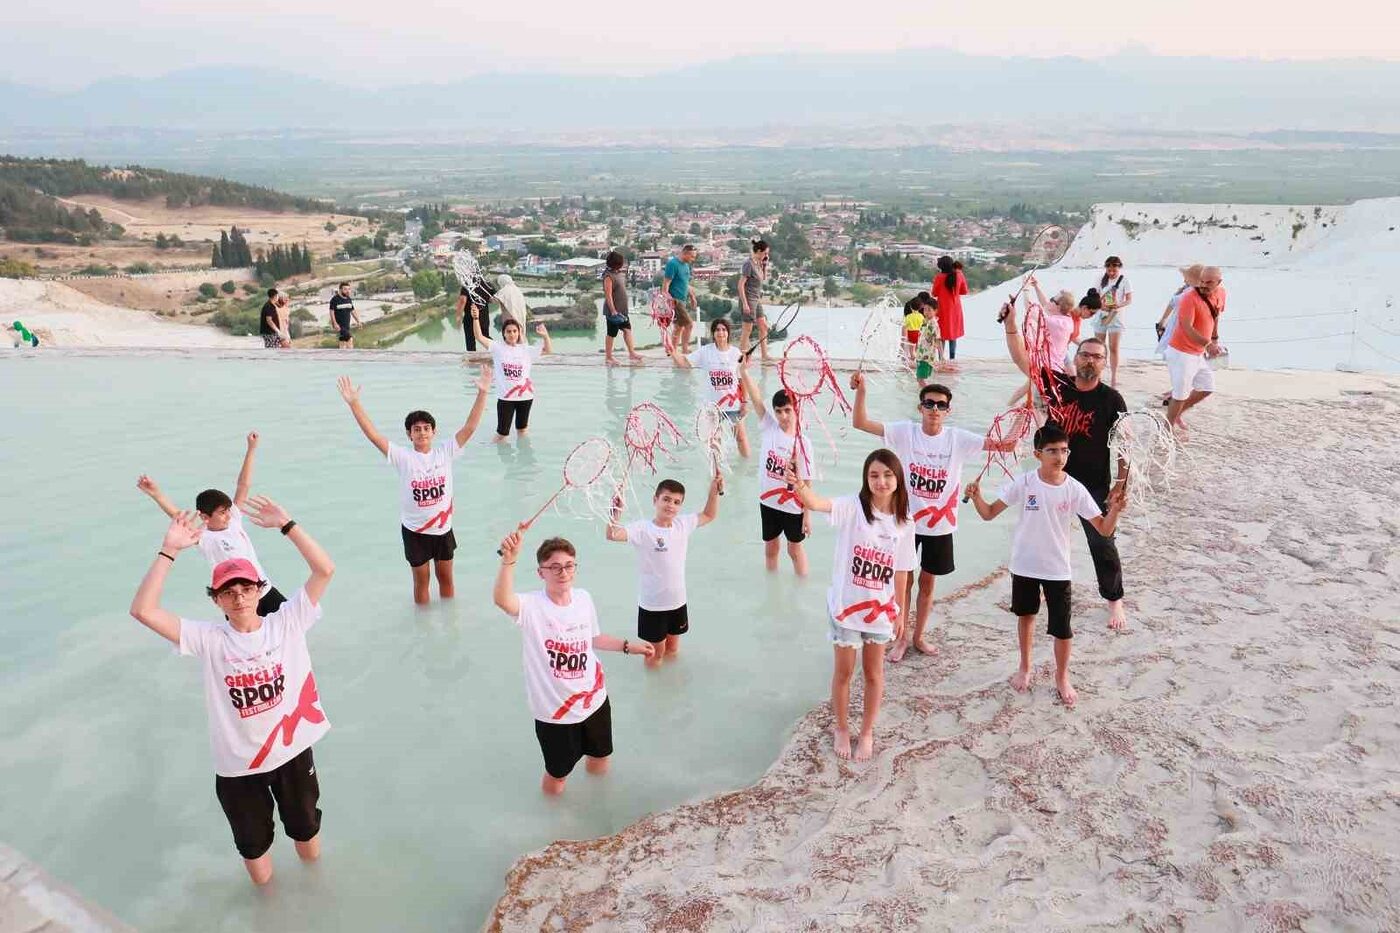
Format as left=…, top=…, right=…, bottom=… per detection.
left=6, top=0, right=1399, bottom=89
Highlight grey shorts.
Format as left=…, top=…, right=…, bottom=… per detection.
left=828, top=617, right=893, bottom=649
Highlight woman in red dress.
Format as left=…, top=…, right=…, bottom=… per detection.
left=931, top=256, right=968, bottom=360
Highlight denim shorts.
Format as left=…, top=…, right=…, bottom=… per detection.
left=828, top=617, right=893, bottom=649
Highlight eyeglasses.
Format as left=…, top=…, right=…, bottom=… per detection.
left=919, top=399, right=950, bottom=411
left=540, top=562, right=578, bottom=574
left=1076, top=351, right=1106, bottom=360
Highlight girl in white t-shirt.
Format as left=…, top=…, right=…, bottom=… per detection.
left=789, top=448, right=917, bottom=763
left=671, top=318, right=750, bottom=457
left=1092, top=256, right=1132, bottom=388
left=471, top=312, right=553, bottom=442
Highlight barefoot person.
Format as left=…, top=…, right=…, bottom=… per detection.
left=1004, top=311, right=1130, bottom=631
left=788, top=448, right=915, bottom=761
left=471, top=313, right=553, bottom=442
left=605, top=476, right=721, bottom=668
left=1164, top=265, right=1227, bottom=433
left=328, top=282, right=360, bottom=348
left=1091, top=257, right=1132, bottom=387
left=337, top=367, right=492, bottom=605
left=966, top=425, right=1125, bottom=707
left=914, top=292, right=943, bottom=383
left=737, top=239, right=772, bottom=363
left=455, top=276, right=496, bottom=352
left=663, top=245, right=699, bottom=355
left=603, top=250, right=643, bottom=365
left=137, top=432, right=287, bottom=617
left=738, top=362, right=811, bottom=576
left=849, top=371, right=1012, bottom=661
left=128, top=497, right=335, bottom=885
left=493, top=529, right=654, bottom=795
left=672, top=317, right=749, bottom=456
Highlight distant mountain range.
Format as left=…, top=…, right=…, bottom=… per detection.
left=4, top=51, right=1399, bottom=134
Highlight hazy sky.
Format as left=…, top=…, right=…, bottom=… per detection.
left=6, top=0, right=1398, bottom=89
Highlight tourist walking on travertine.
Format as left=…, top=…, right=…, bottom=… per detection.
left=1164, top=266, right=1226, bottom=434
left=328, top=282, right=361, bottom=348
left=931, top=257, right=967, bottom=360
left=603, top=250, right=643, bottom=365
left=663, top=245, right=699, bottom=355
left=1090, top=256, right=1132, bottom=387
left=738, top=239, right=772, bottom=363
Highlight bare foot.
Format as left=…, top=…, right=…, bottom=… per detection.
left=886, top=639, right=909, bottom=663
left=605, top=357, right=618, bottom=367
left=1107, top=601, right=1127, bottom=631
left=628, top=353, right=644, bottom=363
left=1056, top=675, right=1078, bottom=708
left=1010, top=669, right=1034, bottom=692
left=855, top=732, right=874, bottom=761
left=833, top=728, right=852, bottom=760
left=912, top=638, right=939, bottom=656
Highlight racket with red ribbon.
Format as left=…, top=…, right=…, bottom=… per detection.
left=498, top=437, right=617, bottom=554
left=779, top=335, right=851, bottom=484
left=649, top=290, right=676, bottom=354
left=962, top=405, right=1037, bottom=503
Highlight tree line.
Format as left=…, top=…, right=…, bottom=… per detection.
left=0, top=180, right=123, bottom=243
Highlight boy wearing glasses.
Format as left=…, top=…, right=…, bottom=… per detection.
left=605, top=476, right=722, bottom=669
left=965, top=425, right=1125, bottom=708
left=494, top=530, right=654, bottom=795
left=128, top=497, right=336, bottom=886
left=1004, top=317, right=1130, bottom=632
left=849, top=371, right=1012, bottom=661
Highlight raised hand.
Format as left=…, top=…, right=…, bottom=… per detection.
left=247, top=431, right=260, bottom=448
left=336, top=375, right=361, bottom=405
left=849, top=370, right=866, bottom=391
left=499, top=527, right=524, bottom=562
left=534, top=323, right=548, bottom=337
left=136, top=474, right=160, bottom=496
left=474, top=363, right=491, bottom=394
left=964, top=479, right=982, bottom=502
left=162, top=511, right=203, bottom=551
left=243, top=495, right=291, bottom=529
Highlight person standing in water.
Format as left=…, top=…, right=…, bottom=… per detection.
left=738, top=239, right=772, bottom=363
left=671, top=318, right=749, bottom=457
left=603, top=250, right=643, bottom=366
left=472, top=312, right=553, bottom=442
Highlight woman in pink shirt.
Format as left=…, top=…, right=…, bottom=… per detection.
left=1027, top=278, right=1078, bottom=374
left=931, top=257, right=968, bottom=360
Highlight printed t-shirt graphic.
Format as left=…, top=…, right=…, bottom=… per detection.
left=998, top=471, right=1102, bottom=580
left=882, top=421, right=984, bottom=536
left=491, top=342, right=543, bottom=401
left=179, top=588, right=329, bottom=777
left=686, top=343, right=743, bottom=411
left=1043, top=373, right=1127, bottom=491
left=329, top=294, right=355, bottom=324
left=757, top=411, right=810, bottom=515
left=387, top=439, right=466, bottom=535
left=825, top=495, right=916, bottom=636
left=513, top=590, right=607, bottom=724
left=197, top=505, right=272, bottom=597
left=625, top=514, right=699, bottom=611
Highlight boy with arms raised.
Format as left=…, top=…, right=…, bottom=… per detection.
left=605, top=476, right=721, bottom=668
left=129, top=496, right=335, bottom=886
left=738, top=362, right=811, bottom=576
left=850, top=371, right=1014, bottom=661
left=494, top=530, right=653, bottom=795
left=966, top=424, right=1125, bottom=707
left=137, top=431, right=287, bottom=617
left=337, top=367, right=491, bottom=605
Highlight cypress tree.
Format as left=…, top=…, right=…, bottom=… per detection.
left=218, top=230, right=231, bottom=268
left=211, top=242, right=221, bottom=268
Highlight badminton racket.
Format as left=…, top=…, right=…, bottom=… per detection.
left=997, top=225, right=1071, bottom=322
left=497, top=437, right=616, bottom=554
left=779, top=335, right=850, bottom=485
left=451, top=251, right=487, bottom=295
left=649, top=289, right=676, bottom=354
left=693, top=403, right=728, bottom=495
left=743, top=301, right=801, bottom=361
left=962, top=405, right=1037, bottom=502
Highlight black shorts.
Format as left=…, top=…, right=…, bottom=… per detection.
left=257, top=586, right=288, bottom=617
left=1010, top=574, right=1073, bottom=639
left=606, top=316, right=632, bottom=338
left=401, top=526, right=457, bottom=567
left=760, top=503, right=805, bottom=543
left=214, top=746, right=322, bottom=860
left=914, top=533, right=955, bottom=576
left=637, top=605, right=689, bottom=643
left=496, top=398, right=534, bottom=436
left=534, top=698, right=613, bottom=779
left=334, top=311, right=353, bottom=342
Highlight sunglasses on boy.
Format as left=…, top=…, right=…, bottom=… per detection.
left=919, top=399, right=950, bottom=411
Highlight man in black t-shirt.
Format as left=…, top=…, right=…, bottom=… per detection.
left=259, top=288, right=284, bottom=348
left=328, top=282, right=361, bottom=348
left=454, top=280, right=496, bottom=352
left=1004, top=314, right=1129, bottom=630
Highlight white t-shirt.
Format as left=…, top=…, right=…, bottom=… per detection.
left=1098, top=274, right=1132, bottom=309
left=881, top=421, right=985, bottom=537
left=387, top=439, right=465, bottom=535
left=998, top=470, right=1103, bottom=581
left=825, top=495, right=917, bottom=636
left=179, top=587, right=329, bottom=777
left=686, top=343, right=743, bottom=411
left=197, top=505, right=272, bottom=596
left=757, top=411, right=810, bottom=515
left=492, top=342, right=543, bottom=401
left=513, top=589, right=607, bottom=725
left=625, top=513, right=700, bottom=611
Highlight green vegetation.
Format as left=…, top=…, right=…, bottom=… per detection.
left=255, top=243, right=312, bottom=280
left=198, top=282, right=219, bottom=298
left=0, top=257, right=37, bottom=278
left=220, top=280, right=237, bottom=294
left=410, top=268, right=443, bottom=300
left=0, top=183, right=122, bottom=243
left=212, top=227, right=252, bottom=268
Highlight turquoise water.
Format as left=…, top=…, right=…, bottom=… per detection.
left=0, top=352, right=1019, bottom=931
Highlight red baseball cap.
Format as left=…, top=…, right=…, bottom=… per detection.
left=210, top=558, right=261, bottom=591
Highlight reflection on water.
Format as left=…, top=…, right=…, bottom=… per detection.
left=0, top=353, right=1019, bottom=932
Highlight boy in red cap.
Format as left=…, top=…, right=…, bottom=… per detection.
left=129, top=495, right=335, bottom=886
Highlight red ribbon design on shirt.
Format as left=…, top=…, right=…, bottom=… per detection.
left=760, top=487, right=800, bottom=507
left=503, top=379, right=534, bottom=399
left=248, top=672, right=325, bottom=770
left=912, top=486, right=959, bottom=529
left=717, top=388, right=743, bottom=409
left=550, top=664, right=605, bottom=721
left=413, top=501, right=453, bottom=533
left=835, top=597, right=898, bottom=625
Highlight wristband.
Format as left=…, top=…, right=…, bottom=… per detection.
left=623, top=639, right=630, bottom=655
left=158, top=550, right=176, bottom=562
left=501, top=560, right=516, bottom=566
left=280, top=520, right=297, bottom=536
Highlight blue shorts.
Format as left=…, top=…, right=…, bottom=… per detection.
left=828, top=617, right=893, bottom=649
